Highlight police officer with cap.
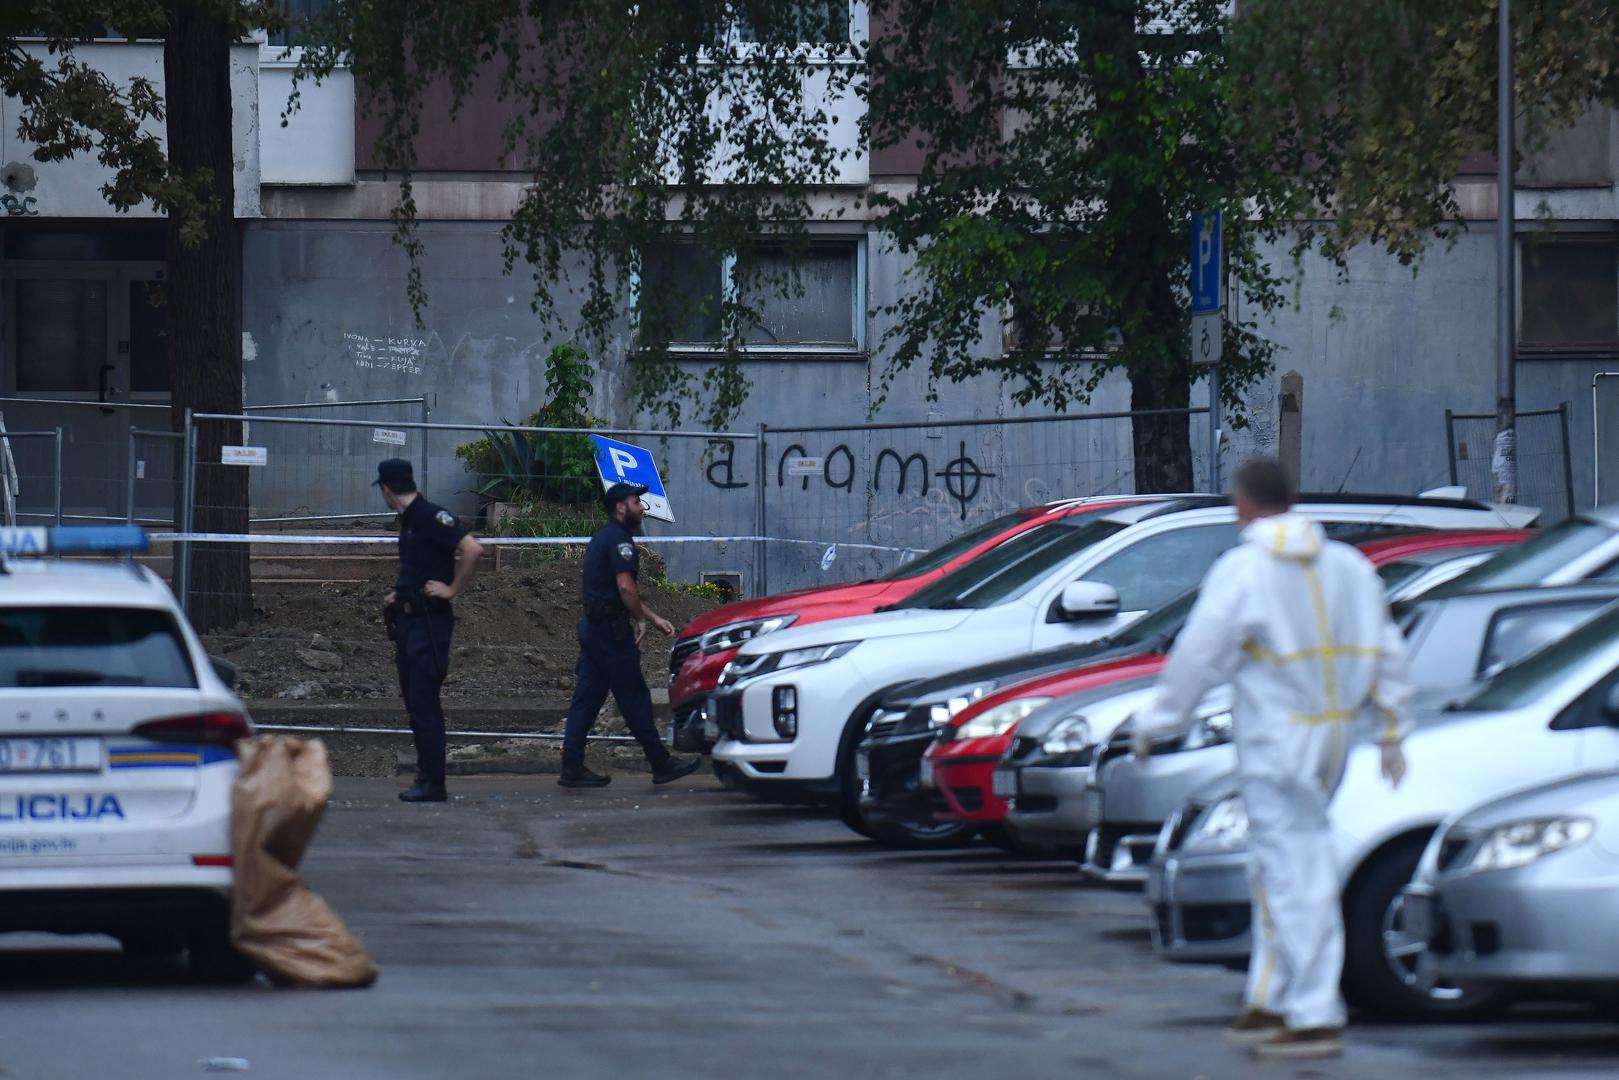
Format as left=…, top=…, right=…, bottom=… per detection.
left=376, top=458, right=485, bottom=803
left=559, top=481, right=701, bottom=787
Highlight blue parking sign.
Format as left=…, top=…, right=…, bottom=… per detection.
left=1191, top=210, right=1222, bottom=316
left=588, top=434, right=674, bottom=522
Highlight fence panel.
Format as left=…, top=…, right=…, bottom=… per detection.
left=1446, top=405, right=1573, bottom=522
left=0, top=429, right=62, bottom=524
left=760, top=409, right=1212, bottom=594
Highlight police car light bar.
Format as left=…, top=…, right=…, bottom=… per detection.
left=0, top=525, right=150, bottom=558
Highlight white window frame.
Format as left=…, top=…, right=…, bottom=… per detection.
left=632, top=235, right=867, bottom=356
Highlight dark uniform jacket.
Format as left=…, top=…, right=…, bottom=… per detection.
left=582, top=519, right=638, bottom=622
left=395, top=496, right=469, bottom=604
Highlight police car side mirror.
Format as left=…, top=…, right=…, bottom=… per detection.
left=1056, top=581, right=1121, bottom=621
left=210, top=656, right=239, bottom=691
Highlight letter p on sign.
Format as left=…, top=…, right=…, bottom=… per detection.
left=586, top=434, right=675, bottom=522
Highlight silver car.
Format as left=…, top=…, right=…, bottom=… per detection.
left=1146, top=599, right=1619, bottom=1021
left=1405, top=768, right=1619, bottom=988
left=1079, top=581, right=1619, bottom=883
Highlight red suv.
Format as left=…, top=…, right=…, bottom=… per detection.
left=668, top=497, right=1162, bottom=748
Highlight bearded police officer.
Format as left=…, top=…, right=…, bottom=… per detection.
left=559, top=482, right=701, bottom=788
left=377, top=459, right=485, bottom=803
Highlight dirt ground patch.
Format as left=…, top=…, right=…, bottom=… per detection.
left=205, top=555, right=720, bottom=706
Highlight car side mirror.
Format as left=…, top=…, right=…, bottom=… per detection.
left=1603, top=682, right=1619, bottom=722
left=1056, top=581, right=1121, bottom=621
left=210, top=656, right=239, bottom=691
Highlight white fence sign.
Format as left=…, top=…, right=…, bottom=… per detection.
left=372, top=428, right=408, bottom=447
left=221, top=446, right=268, bottom=467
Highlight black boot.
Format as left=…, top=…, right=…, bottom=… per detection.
left=558, top=765, right=612, bottom=788
left=652, top=755, right=703, bottom=785
left=399, top=779, right=448, bottom=803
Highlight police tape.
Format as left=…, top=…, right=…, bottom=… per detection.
left=150, top=532, right=920, bottom=555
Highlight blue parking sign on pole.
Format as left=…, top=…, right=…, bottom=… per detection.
left=1191, top=210, right=1223, bottom=316
left=588, top=434, right=674, bottom=522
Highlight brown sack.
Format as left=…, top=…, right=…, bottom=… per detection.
left=229, top=736, right=378, bottom=988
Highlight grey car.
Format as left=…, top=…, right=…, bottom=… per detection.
left=1079, top=581, right=1619, bottom=884
left=1405, top=767, right=1619, bottom=988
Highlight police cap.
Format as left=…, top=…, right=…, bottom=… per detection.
left=602, top=482, right=649, bottom=512
left=373, top=458, right=415, bottom=491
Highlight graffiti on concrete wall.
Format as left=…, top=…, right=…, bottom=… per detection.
left=343, top=332, right=427, bottom=377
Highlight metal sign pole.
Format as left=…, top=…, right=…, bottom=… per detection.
left=755, top=423, right=769, bottom=598
left=52, top=426, right=63, bottom=527
left=178, top=409, right=196, bottom=612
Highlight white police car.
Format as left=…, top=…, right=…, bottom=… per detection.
left=0, top=526, right=254, bottom=979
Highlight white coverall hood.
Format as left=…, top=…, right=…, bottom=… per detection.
left=1138, top=510, right=1415, bottom=1031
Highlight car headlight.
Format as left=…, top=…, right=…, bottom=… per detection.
left=1181, top=708, right=1234, bottom=752
left=1188, top=795, right=1248, bottom=849
left=1041, top=714, right=1093, bottom=756
left=955, top=697, right=1052, bottom=740
left=924, top=682, right=997, bottom=729
left=769, top=641, right=858, bottom=673
left=1467, top=818, right=1593, bottom=874
left=700, top=615, right=798, bottom=653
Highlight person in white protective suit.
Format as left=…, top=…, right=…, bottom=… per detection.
left=1133, top=458, right=1410, bottom=1061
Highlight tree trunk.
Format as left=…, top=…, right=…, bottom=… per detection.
left=165, top=0, right=251, bottom=631
left=1093, top=0, right=1196, bottom=494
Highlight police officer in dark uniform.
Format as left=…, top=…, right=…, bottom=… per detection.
left=559, top=482, right=701, bottom=788
left=376, top=458, right=485, bottom=803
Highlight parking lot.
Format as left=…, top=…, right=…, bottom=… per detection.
left=4, top=772, right=1617, bottom=1080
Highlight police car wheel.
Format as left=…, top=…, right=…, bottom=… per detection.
left=119, top=930, right=185, bottom=960
left=188, top=924, right=258, bottom=984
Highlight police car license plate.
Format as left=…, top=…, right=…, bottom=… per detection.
left=991, top=769, right=1017, bottom=799
left=1084, top=787, right=1104, bottom=823
left=918, top=758, right=935, bottom=788
left=0, top=737, right=102, bottom=774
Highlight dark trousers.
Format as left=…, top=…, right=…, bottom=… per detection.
left=562, top=618, right=670, bottom=771
left=394, top=612, right=453, bottom=784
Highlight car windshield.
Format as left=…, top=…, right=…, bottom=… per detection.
left=895, top=519, right=1128, bottom=610
left=0, top=607, right=197, bottom=689
left=1456, top=601, right=1619, bottom=711
left=1376, top=560, right=1425, bottom=591
left=1436, top=518, right=1615, bottom=594
left=877, top=511, right=1034, bottom=581
left=1113, top=588, right=1199, bottom=646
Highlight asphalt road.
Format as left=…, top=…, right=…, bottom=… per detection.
left=4, top=772, right=1619, bottom=1080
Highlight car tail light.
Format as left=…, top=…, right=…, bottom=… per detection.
left=132, top=712, right=252, bottom=746
left=192, top=855, right=233, bottom=867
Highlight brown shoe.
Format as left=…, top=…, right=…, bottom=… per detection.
left=1252, top=1026, right=1344, bottom=1059
left=1224, top=1007, right=1286, bottom=1043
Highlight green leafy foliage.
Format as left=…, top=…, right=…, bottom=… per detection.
left=1229, top=0, right=1619, bottom=267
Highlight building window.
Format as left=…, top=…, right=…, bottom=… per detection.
left=637, top=239, right=864, bottom=353
left=1520, top=237, right=1619, bottom=353
left=266, top=0, right=330, bottom=47
left=735, top=1, right=852, bottom=45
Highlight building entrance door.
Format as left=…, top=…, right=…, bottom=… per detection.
left=0, top=262, right=173, bottom=522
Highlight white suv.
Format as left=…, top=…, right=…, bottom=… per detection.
left=709, top=494, right=1536, bottom=812
left=0, top=527, right=255, bottom=980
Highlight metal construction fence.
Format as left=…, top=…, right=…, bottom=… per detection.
left=135, top=405, right=1218, bottom=611
left=1445, top=404, right=1574, bottom=523
left=757, top=408, right=1216, bottom=593
left=0, top=396, right=430, bottom=526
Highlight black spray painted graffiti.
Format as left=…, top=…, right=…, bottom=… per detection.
left=722, top=440, right=998, bottom=520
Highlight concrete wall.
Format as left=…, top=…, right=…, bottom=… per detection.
left=239, top=209, right=1613, bottom=597
left=0, top=42, right=262, bottom=219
